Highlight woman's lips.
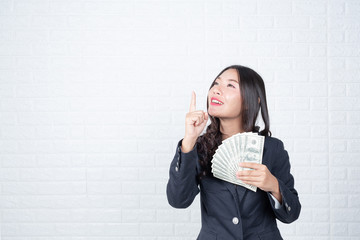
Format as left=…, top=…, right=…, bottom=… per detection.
left=210, top=97, right=224, bottom=106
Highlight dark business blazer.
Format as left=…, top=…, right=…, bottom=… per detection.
left=166, top=136, right=301, bottom=240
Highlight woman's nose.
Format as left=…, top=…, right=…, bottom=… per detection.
left=213, top=85, right=222, bottom=95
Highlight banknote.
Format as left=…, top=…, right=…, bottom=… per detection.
left=211, top=132, right=264, bottom=192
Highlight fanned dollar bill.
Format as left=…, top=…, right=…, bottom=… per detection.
left=211, top=132, right=265, bottom=192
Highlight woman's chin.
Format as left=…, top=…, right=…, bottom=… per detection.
left=208, top=109, right=215, bottom=116
left=208, top=110, right=222, bottom=118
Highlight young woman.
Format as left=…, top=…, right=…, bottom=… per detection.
left=166, top=65, right=301, bottom=240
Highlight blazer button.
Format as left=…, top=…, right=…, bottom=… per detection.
left=288, top=206, right=291, bottom=212
left=175, top=166, right=179, bottom=172
left=232, top=217, right=239, bottom=225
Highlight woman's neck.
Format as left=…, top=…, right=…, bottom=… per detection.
left=220, top=118, right=244, bottom=140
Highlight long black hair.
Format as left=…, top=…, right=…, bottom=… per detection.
left=197, top=65, right=271, bottom=177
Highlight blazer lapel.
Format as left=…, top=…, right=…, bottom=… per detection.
left=224, top=181, right=248, bottom=203
left=236, top=185, right=247, bottom=202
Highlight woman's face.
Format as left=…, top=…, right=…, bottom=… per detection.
left=207, top=68, right=242, bottom=119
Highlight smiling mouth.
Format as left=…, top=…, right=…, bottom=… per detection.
left=211, top=98, right=224, bottom=105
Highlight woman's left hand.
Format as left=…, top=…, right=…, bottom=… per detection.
left=236, top=162, right=282, bottom=203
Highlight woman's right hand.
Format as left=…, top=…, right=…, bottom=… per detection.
left=182, top=91, right=209, bottom=153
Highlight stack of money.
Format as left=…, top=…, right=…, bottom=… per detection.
left=211, top=132, right=265, bottom=192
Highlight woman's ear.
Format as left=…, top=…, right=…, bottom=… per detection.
left=258, top=97, right=260, bottom=104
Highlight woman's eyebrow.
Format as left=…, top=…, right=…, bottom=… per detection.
left=217, top=76, right=239, bottom=83
left=228, top=79, right=239, bottom=83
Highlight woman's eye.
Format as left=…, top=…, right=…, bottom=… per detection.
left=228, top=84, right=235, bottom=88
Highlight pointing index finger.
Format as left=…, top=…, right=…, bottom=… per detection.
left=189, top=91, right=196, bottom=112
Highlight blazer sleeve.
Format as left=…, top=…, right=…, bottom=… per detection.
left=267, top=140, right=301, bottom=224
left=166, top=139, right=200, bottom=208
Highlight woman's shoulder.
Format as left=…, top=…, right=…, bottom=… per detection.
left=262, top=135, right=290, bottom=169
left=263, top=135, right=286, bottom=150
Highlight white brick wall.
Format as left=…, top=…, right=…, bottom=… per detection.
left=0, top=0, right=359, bottom=239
